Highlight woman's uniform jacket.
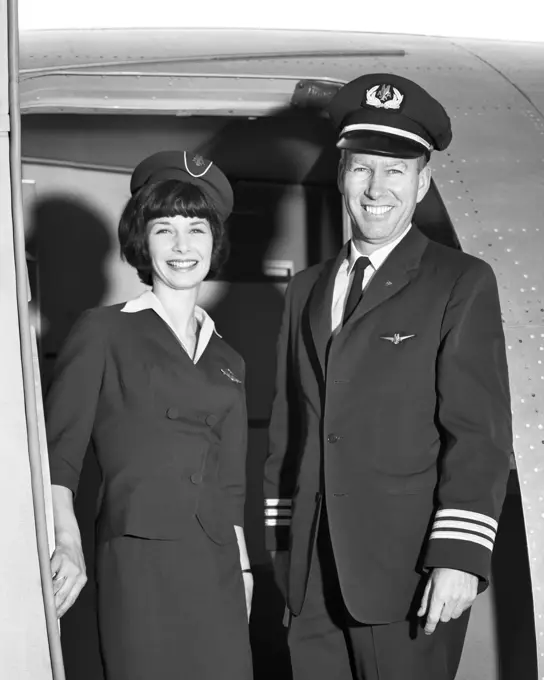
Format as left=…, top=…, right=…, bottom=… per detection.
left=47, top=293, right=247, bottom=547
left=264, top=225, right=512, bottom=624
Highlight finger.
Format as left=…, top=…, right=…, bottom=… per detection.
left=56, top=577, right=85, bottom=618
left=57, top=591, right=78, bottom=618
left=424, top=595, right=444, bottom=635
left=439, top=601, right=457, bottom=624
left=417, top=579, right=432, bottom=617
left=450, top=599, right=472, bottom=620
left=55, top=571, right=85, bottom=609
left=54, top=573, right=76, bottom=607
left=52, top=574, right=67, bottom=596
left=50, top=552, right=63, bottom=577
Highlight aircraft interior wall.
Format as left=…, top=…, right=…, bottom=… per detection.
left=20, top=111, right=537, bottom=680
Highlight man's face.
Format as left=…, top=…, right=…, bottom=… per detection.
left=338, top=151, right=431, bottom=250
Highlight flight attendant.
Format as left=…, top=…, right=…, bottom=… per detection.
left=47, top=151, right=253, bottom=680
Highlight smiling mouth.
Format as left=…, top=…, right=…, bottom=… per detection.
left=167, top=259, right=198, bottom=270
left=363, top=205, right=394, bottom=216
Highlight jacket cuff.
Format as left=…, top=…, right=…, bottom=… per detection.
left=423, top=508, right=498, bottom=582
left=264, top=498, right=291, bottom=551
left=50, top=469, right=78, bottom=496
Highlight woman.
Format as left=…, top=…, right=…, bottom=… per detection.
left=47, top=151, right=253, bottom=680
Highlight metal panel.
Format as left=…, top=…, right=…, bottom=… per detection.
left=0, top=1, right=54, bottom=676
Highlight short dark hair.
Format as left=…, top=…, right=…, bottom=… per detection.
left=416, top=154, right=429, bottom=172
left=118, top=179, right=229, bottom=286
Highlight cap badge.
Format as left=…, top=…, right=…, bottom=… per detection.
left=183, top=151, right=213, bottom=178
left=365, top=84, right=404, bottom=110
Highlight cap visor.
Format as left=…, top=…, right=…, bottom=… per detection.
left=337, top=131, right=427, bottom=159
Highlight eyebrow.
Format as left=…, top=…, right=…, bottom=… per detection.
left=150, top=217, right=208, bottom=226
left=348, top=159, right=407, bottom=169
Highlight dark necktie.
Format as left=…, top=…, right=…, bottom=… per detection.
left=343, top=256, right=371, bottom=323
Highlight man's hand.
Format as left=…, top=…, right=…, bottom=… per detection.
left=242, top=571, right=254, bottom=621
left=417, top=567, right=478, bottom=635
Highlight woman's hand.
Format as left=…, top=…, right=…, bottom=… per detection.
left=242, top=571, right=254, bottom=621
left=50, top=536, right=87, bottom=618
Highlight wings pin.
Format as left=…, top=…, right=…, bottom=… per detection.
left=221, top=368, right=242, bottom=384
left=380, top=333, right=416, bottom=345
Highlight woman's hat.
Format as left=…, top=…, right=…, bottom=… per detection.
left=130, top=150, right=234, bottom=221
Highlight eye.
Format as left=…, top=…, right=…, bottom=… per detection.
left=154, top=227, right=172, bottom=235
left=388, top=168, right=404, bottom=175
left=190, top=227, right=206, bottom=234
left=350, top=165, right=371, bottom=175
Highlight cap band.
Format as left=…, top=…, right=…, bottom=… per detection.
left=339, top=123, right=434, bottom=153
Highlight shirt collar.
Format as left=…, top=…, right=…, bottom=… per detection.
left=121, top=290, right=221, bottom=339
left=345, top=224, right=412, bottom=275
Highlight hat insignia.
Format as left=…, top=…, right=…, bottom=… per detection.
left=183, top=151, right=213, bottom=178
left=365, top=84, right=404, bottom=110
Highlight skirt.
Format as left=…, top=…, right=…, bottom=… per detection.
left=95, top=519, right=253, bottom=680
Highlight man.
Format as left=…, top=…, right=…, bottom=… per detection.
left=263, top=73, right=512, bottom=680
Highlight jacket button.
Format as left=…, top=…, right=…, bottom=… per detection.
left=190, top=473, right=203, bottom=485
left=327, top=434, right=339, bottom=444
left=166, top=407, right=179, bottom=420
left=205, top=414, right=218, bottom=427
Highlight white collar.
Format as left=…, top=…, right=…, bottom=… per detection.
left=121, top=290, right=220, bottom=362
left=346, top=224, right=412, bottom=275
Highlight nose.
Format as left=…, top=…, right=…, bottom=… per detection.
left=364, top=171, right=387, bottom=200
left=172, top=231, right=189, bottom=252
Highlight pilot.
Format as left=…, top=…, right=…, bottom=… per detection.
left=46, top=151, right=253, bottom=680
left=264, top=74, right=512, bottom=680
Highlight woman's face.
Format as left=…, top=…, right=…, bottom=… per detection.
left=147, top=214, right=213, bottom=291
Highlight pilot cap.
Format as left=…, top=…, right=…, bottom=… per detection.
left=130, top=150, right=234, bottom=221
left=327, top=73, right=452, bottom=158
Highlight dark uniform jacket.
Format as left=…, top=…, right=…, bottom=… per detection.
left=264, top=226, right=512, bottom=624
left=47, top=304, right=247, bottom=546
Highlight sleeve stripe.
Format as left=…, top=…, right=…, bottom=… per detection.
left=429, top=530, right=494, bottom=552
left=265, top=508, right=291, bottom=517
left=432, top=520, right=496, bottom=541
left=265, top=518, right=291, bottom=526
left=435, top=508, right=498, bottom=531
left=265, top=499, right=292, bottom=508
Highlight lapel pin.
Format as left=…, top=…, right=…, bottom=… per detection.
left=385, top=281, right=393, bottom=286
left=380, top=333, right=416, bottom=345
left=221, top=368, right=242, bottom=384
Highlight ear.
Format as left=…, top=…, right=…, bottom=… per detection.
left=337, top=156, right=346, bottom=195
left=416, top=164, right=432, bottom=204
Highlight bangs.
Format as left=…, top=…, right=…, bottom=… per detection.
left=140, top=179, right=217, bottom=225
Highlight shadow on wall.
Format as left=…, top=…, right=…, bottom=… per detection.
left=27, top=196, right=111, bottom=680
left=27, top=196, right=112, bottom=386
left=492, top=475, right=538, bottom=680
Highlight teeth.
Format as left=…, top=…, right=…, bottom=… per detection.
left=168, top=260, right=197, bottom=269
left=364, top=206, right=393, bottom=215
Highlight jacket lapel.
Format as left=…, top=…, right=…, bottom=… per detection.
left=308, top=245, right=349, bottom=376
left=342, top=226, right=429, bottom=327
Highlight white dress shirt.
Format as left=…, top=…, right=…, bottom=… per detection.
left=121, top=290, right=220, bottom=363
left=331, top=225, right=412, bottom=334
